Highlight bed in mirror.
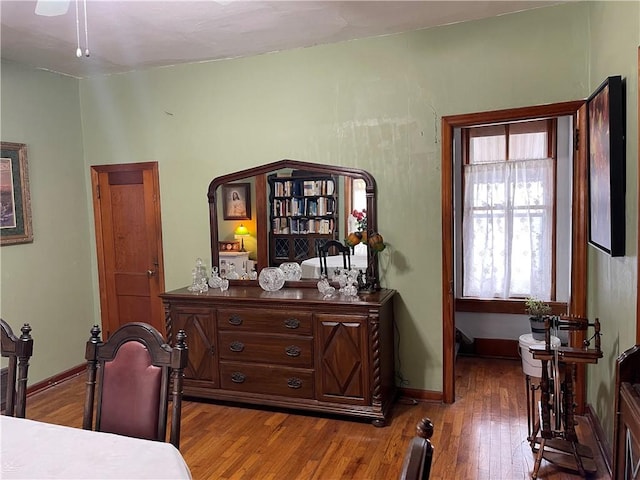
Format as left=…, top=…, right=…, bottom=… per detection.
left=208, top=159, right=379, bottom=288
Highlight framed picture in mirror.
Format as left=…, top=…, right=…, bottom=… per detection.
left=222, top=183, right=251, bottom=220
left=219, top=240, right=240, bottom=252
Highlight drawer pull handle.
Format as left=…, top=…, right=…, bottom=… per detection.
left=231, top=372, right=246, bottom=383
left=285, top=345, right=301, bottom=357
left=287, top=377, right=303, bottom=389
left=228, top=315, right=243, bottom=326
left=229, top=341, right=245, bottom=352
left=284, top=318, right=300, bottom=329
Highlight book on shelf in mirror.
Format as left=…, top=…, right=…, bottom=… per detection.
left=272, top=218, right=334, bottom=235
left=273, top=178, right=335, bottom=198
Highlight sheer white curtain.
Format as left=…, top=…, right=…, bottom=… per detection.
left=462, top=155, right=554, bottom=300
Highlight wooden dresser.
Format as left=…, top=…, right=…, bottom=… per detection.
left=614, top=344, right=640, bottom=479
left=160, top=286, right=396, bottom=426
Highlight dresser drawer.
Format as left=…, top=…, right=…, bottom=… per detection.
left=217, top=308, right=312, bottom=335
left=220, top=362, right=314, bottom=398
left=219, top=332, right=313, bottom=367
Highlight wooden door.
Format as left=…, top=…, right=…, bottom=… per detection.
left=91, top=162, right=165, bottom=338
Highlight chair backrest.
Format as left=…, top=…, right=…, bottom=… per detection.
left=1, top=319, right=33, bottom=418
left=83, top=322, right=188, bottom=448
left=399, top=417, right=435, bottom=480
left=318, top=239, right=351, bottom=276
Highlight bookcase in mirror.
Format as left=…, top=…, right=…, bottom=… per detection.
left=269, top=172, right=338, bottom=266
left=208, top=159, right=379, bottom=288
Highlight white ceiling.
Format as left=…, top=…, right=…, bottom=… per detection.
left=1, top=0, right=563, bottom=79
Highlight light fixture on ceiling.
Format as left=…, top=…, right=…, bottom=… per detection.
left=74, top=0, right=89, bottom=57
left=35, top=0, right=89, bottom=58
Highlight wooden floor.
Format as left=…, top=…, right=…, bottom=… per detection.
left=25, top=356, right=610, bottom=479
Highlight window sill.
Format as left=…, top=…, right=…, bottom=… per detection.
left=455, top=298, right=568, bottom=315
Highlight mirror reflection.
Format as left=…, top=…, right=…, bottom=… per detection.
left=208, top=160, right=377, bottom=283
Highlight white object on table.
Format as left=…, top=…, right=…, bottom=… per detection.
left=0, top=416, right=192, bottom=479
left=219, top=251, right=250, bottom=276
left=300, top=254, right=368, bottom=278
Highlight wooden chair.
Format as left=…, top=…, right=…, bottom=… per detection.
left=399, top=417, right=434, bottom=480
left=318, top=239, right=351, bottom=277
left=1, top=319, right=33, bottom=418
left=83, top=322, right=188, bottom=449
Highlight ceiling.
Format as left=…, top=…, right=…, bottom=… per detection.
left=1, top=0, right=562, bottom=79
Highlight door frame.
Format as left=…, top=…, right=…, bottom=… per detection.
left=441, top=101, right=588, bottom=404
left=637, top=46, right=640, bottom=345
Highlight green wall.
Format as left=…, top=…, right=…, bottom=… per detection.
left=0, top=61, right=94, bottom=382
left=1, top=1, right=638, bottom=449
left=78, top=1, right=599, bottom=393
left=586, top=1, right=640, bottom=444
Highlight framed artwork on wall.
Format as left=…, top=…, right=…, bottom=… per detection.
left=587, top=75, right=625, bottom=257
left=1, top=142, right=33, bottom=246
left=222, top=183, right=251, bottom=220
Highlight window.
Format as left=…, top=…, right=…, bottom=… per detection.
left=345, top=177, right=367, bottom=234
left=462, top=119, right=556, bottom=300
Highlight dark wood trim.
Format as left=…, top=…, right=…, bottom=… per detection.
left=442, top=100, right=587, bottom=407
left=550, top=117, right=558, bottom=301
left=26, top=364, right=85, bottom=397
left=255, top=173, right=268, bottom=273
left=441, top=117, right=455, bottom=404
left=571, top=103, right=589, bottom=413
left=586, top=403, right=613, bottom=477
left=399, top=387, right=443, bottom=402
left=455, top=298, right=567, bottom=315
left=637, top=47, right=640, bottom=345
left=473, top=338, right=519, bottom=359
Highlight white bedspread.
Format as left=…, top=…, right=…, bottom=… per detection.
left=300, top=254, right=368, bottom=278
left=0, top=416, right=192, bottom=479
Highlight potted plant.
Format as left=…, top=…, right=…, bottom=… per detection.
left=525, top=297, right=552, bottom=340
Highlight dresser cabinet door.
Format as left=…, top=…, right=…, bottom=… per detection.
left=315, top=314, right=369, bottom=405
left=171, top=306, right=219, bottom=388
left=616, top=384, right=640, bottom=479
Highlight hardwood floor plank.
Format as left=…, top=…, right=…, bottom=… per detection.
left=23, top=356, right=610, bottom=479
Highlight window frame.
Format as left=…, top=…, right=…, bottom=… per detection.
left=459, top=118, right=561, bottom=306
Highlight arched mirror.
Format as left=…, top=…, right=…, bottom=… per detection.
left=208, top=159, right=379, bottom=288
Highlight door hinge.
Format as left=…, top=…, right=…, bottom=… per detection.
left=574, top=129, right=580, bottom=148
left=96, top=185, right=101, bottom=199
